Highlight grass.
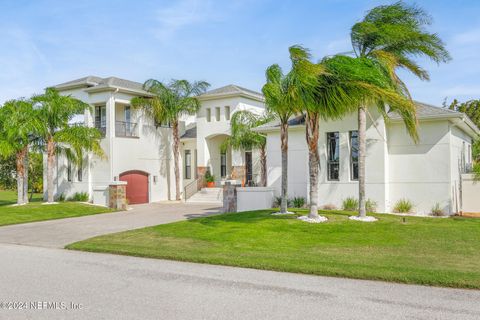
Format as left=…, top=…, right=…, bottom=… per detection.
left=67, top=209, right=480, bottom=289
left=0, top=190, right=114, bottom=226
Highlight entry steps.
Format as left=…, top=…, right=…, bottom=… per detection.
left=186, top=187, right=223, bottom=204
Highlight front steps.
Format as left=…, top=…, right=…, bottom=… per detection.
left=186, top=188, right=223, bottom=204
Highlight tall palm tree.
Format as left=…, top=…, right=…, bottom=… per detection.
left=222, top=110, right=271, bottom=187
left=32, top=88, right=104, bottom=203
left=131, top=79, right=210, bottom=200
left=350, top=2, right=450, bottom=217
left=0, top=99, right=38, bottom=205
left=262, top=62, right=300, bottom=213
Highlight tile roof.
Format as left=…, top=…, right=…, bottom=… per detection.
left=54, top=76, right=150, bottom=95
left=180, top=125, right=197, bottom=139
left=388, top=101, right=462, bottom=120
left=199, top=84, right=264, bottom=101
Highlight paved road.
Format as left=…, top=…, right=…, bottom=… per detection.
left=1, top=243, right=479, bottom=320
left=0, top=202, right=221, bottom=248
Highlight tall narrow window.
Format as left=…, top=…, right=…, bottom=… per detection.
left=184, top=150, right=191, bottom=179
left=67, top=161, right=72, bottom=182
left=77, top=159, right=83, bottom=182
left=468, top=144, right=472, bottom=164
left=327, top=132, right=340, bottom=181
left=215, top=107, right=221, bottom=121
left=350, top=131, right=359, bottom=180
left=220, top=152, right=227, bottom=178
left=95, top=105, right=106, bottom=136
left=194, top=149, right=198, bottom=179
left=206, top=108, right=211, bottom=122
left=225, top=106, right=230, bottom=120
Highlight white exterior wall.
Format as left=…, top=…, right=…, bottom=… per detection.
left=450, top=125, right=473, bottom=213
left=46, top=87, right=176, bottom=202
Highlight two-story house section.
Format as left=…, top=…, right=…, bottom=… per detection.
left=46, top=76, right=177, bottom=204
left=47, top=78, right=267, bottom=205
left=180, top=85, right=266, bottom=196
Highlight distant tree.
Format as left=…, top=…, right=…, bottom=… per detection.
left=0, top=154, right=17, bottom=190
left=444, top=99, right=480, bottom=128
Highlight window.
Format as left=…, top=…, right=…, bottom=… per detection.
left=220, top=152, right=227, bottom=178
left=184, top=150, right=191, bottom=179
left=468, top=144, right=472, bottom=164
left=67, top=161, right=72, bottom=182
left=349, top=131, right=359, bottom=180
left=125, top=106, right=131, bottom=123
left=327, top=132, right=340, bottom=181
left=194, top=149, right=198, bottom=179
left=225, top=106, right=230, bottom=120
left=94, top=105, right=106, bottom=136
left=77, top=159, right=83, bottom=182
left=206, top=108, right=211, bottom=122
left=215, top=107, right=221, bottom=121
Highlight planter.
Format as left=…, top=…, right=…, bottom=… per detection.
left=206, top=181, right=216, bottom=188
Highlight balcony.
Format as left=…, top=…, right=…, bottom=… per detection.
left=115, top=121, right=139, bottom=138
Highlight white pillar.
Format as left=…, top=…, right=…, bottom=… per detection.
left=106, top=93, right=115, bottom=181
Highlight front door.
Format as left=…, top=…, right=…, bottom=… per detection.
left=245, top=151, right=253, bottom=186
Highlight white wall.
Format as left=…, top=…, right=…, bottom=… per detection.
left=237, top=187, right=274, bottom=212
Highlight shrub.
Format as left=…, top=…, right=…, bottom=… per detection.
left=204, top=170, right=215, bottom=183
left=431, top=203, right=444, bottom=216
left=56, top=193, right=65, bottom=202
left=291, top=197, right=306, bottom=208
left=322, top=203, right=337, bottom=210
left=342, top=197, right=359, bottom=211
left=273, top=196, right=282, bottom=208
left=393, top=199, right=414, bottom=213
left=366, top=199, right=377, bottom=213
left=70, top=192, right=89, bottom=202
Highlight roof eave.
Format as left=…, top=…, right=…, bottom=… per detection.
left=198, top=92, right=264, bottom=103
left=84, top=85, right=154, bottom=97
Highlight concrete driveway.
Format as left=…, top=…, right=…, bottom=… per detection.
left=0, top=202, right=221, bottom=248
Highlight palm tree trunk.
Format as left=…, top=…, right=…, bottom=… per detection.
left=23, top=150, right=29, bottom=204
left=260, top=145, right=267, bottom=187
left=46, top=137, right=55, bottom=203
left=15, top=149, right=26, bottom=205
left=280, top=121, right=288, bottom=213
left=306, top=113, right=320, bottom=219
left=172, top=120, right=181, bottom=201
left=358, top=106, right=367, bottom=217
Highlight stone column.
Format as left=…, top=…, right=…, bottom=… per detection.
left=223, top=181, right=238, bottom=213
left=231, top=166, right=245, bottom=186
left=109, top=181, right=127, bottom=210
left=197, top=166, right=208, bottom=189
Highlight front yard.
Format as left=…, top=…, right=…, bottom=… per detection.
left=67, top=210, right=480, bottom=289
left=0, top=191, right=114, bottom=226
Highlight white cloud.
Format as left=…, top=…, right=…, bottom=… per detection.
left=443, top=85, right=480, bottom=97
left=153, top=0, right=216, bottom=41
left=452, top=28, right=480, bottom=45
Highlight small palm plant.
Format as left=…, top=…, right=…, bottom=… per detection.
left=342, top=197, right=359, bottom=211
left=393, top=199, right=414, bottom=214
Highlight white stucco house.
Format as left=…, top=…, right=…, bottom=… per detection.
left=46, top=75, right=479, bottom=215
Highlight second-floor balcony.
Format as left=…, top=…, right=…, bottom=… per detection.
left=115, top=121, right=139, bottom=138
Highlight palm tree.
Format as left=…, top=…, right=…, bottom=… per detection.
left=131, top=79, right=210, bottom=200
left=222, top=110, right=271, bottom=187
left=0, top=99, right=38, bottom=205
left=32, top=88, right=104, bottom=203
left=350, top=2, right=450, bottom=217
left=262, top=62, right=299, bottom=213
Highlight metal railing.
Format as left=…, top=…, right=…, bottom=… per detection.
left=115, top=121, right=138, bottom=137
left=184, top=178, right=200, bottom=201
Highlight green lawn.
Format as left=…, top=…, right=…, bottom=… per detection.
left=67, top=210, right=480, bottom=289
left=0, top=190, right=114, bottom=226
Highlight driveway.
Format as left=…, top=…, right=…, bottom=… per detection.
left=0, top=202, right=221, bottom=248
left=1, top=243, right=479, bottom=320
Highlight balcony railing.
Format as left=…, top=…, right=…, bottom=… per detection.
left=94, top=120, right=106, bottom=137
left=115, top=121, right=139, bottom=138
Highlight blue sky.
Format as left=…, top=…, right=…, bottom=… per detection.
left=0, top=0, right=479, bottom=106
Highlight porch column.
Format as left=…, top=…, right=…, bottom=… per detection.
left=231, top=149, right=245, bottom=185
left=106, top=93, right=115, bottom=181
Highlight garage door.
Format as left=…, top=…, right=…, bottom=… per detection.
left=119, top=171, right=149, bottom=204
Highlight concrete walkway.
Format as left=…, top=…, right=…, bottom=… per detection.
left=0, top=202, right=221, bottom=248
left=1, top=243, right=479, bottom=320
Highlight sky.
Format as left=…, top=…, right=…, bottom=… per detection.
left=0, top=0, right=479, bottom=106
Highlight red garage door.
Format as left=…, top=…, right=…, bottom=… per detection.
left=119, top=171, right=149, bottom=204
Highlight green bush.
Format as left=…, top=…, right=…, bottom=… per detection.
left=366, top=199, right=377, bottom=213
left=342, top=197, right=359, bottom=211
left=291, top=197, right=306, bottom=208
left=204, top=170, right=215, bottom=183
left=393, top=199, right=414, bottom=213
left=431, top=203, right=444, bottom=216
left=70, top=192, right=89, bottom=202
